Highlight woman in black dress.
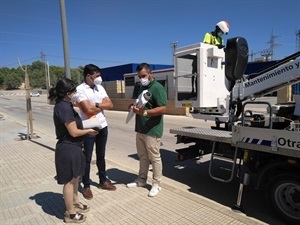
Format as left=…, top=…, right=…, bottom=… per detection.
left=48, top=78, right=97, bottom=223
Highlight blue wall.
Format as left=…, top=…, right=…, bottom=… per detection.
left=101, top=63, right=173, bottom=81
left=293, top=83, right=300, bottom=95
left=100, top=61, right=300, bottom=95
left=245, top=60, right=277, bottom=74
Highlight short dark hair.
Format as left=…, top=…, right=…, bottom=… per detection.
left=48, top=78, right=76, bottom=101
left=136, top=62, right=151, bottom=72
left=83, top=64, right=101, bottom=78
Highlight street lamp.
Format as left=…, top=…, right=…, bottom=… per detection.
left=170, top=41, right=179, bottom=65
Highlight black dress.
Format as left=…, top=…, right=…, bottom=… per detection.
left=53, top=100, right=85, bottom=185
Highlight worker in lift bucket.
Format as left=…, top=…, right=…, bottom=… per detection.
left=191, top=20, right=230, bottom=95
left=203, top=20, right=230, bottom=47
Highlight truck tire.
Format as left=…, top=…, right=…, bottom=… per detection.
left=268, top=175, right=300, bottom=224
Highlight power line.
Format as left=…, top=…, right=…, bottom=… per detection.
left=0, top=31, right=61, bottom=39
left=0, top=40, right=61, bottom=47
left=1, top=54, right=132, bottom=68
left=0, top=56, right=40, bottom=68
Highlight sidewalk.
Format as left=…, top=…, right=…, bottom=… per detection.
left=0, top=115, right=266, bottom=225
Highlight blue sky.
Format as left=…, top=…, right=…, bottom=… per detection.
left=1, top=0, right=299, bottom=69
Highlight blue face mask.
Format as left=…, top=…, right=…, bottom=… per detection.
left=217, top=31, right=223, bottom=37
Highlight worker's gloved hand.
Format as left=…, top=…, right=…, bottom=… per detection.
left=217, top=44, right=225, bottom=49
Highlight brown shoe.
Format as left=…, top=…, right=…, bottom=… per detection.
left=82, top=187, right=93, bottom=200
left=99, top=181, right=116, bottom=191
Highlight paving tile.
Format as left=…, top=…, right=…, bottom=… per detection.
left=0, top=117, right=267, bottom=225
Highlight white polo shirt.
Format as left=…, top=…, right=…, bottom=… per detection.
left=76, top=82, right=108, bottom=129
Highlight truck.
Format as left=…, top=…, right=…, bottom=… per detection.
left=170, top=37, right=300, bottom=224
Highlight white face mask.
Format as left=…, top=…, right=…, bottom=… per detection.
left=140, top=78, right=150, bottom=86
left=94, top=76, right=102, bottom=85
left=217, top=31, right=223, bottom=37
left=69, top=92, right=79, bottom=103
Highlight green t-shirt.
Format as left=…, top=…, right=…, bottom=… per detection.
left=135, top=79, right=167, bottom=138
left=203, top=32, right=223, bottom=45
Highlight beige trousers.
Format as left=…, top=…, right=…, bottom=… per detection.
left=136, top=132, right=162, bottom=184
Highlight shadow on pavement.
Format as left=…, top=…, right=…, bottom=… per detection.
left=159, top=148, right=285, bottom=225
left=29, top=191, right=65, bottom=220
left=29, top=139, right=55, bottom=151
left=127, top=153, right=139, bottom=161
left=106, top=168, right=152, bottom=190
left=107, top=168, right=139, bottom=184
left=125, top=147, right=285, bottom=224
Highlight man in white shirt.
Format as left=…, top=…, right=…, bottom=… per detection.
left=76, top=64, right=116, bottom=200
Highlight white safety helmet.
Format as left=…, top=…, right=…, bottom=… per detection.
left=216, top=21, right=230, bottom=35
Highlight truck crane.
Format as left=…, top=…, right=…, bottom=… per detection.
left=170, top=37, right=300, bottom=224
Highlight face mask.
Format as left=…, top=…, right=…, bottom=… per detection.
left=69, top=92, right=79, bottom=103
left=94, top=76, right=102, bottom=85
left=140, top=78, right=150, bottom=86
left=217, top=31, right=223, bottom=37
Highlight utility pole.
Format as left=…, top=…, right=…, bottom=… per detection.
left=261, top=49, right=273, bottom=62
left=18, top=58, right=34, bottom=140
left=47, top=61, right=50, bottom=88
left=41, top=51, right=49, bottom=93
left=59, top=0, right=71, bottom=79
left=266, top=29, right=281, bottom=60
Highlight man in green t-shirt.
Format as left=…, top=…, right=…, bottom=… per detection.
left=126, top=62, right=167, bottom=197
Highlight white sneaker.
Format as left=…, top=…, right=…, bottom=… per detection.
left=126, top=180, right=146, bottom=188
left=148, top=183, right=161, bottom=197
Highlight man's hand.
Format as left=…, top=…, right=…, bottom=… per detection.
left=128, top=103, right=134, bottom=111
left=132, top=105, right=143, bottom=115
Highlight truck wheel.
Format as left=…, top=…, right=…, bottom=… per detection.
left=268, top=175, right=300, bottom=224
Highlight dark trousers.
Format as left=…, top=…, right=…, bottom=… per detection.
left=82, top=126, right=108, bottom=188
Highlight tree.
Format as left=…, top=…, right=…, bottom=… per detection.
left=27, top=61, right=46, bottom=88
left=0, top=73, right=4, bottom=88
left=71, top=67, right=83, bottom=85
left=0, top=67, right=10, bottom=87
left=30, top=61, right=44, bottom=71
left=29, top=70, right=45, bottom=88
left=3, top=72, right=22, bottom=90
left=0, top=62, right=85, bottom=89
left=49, top=66, right=65, bottom=86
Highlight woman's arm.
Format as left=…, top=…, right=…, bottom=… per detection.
left=65, top=121, right=97, bottom=137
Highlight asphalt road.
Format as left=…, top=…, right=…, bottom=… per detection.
left=0, top=91, right=284, bottom=225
